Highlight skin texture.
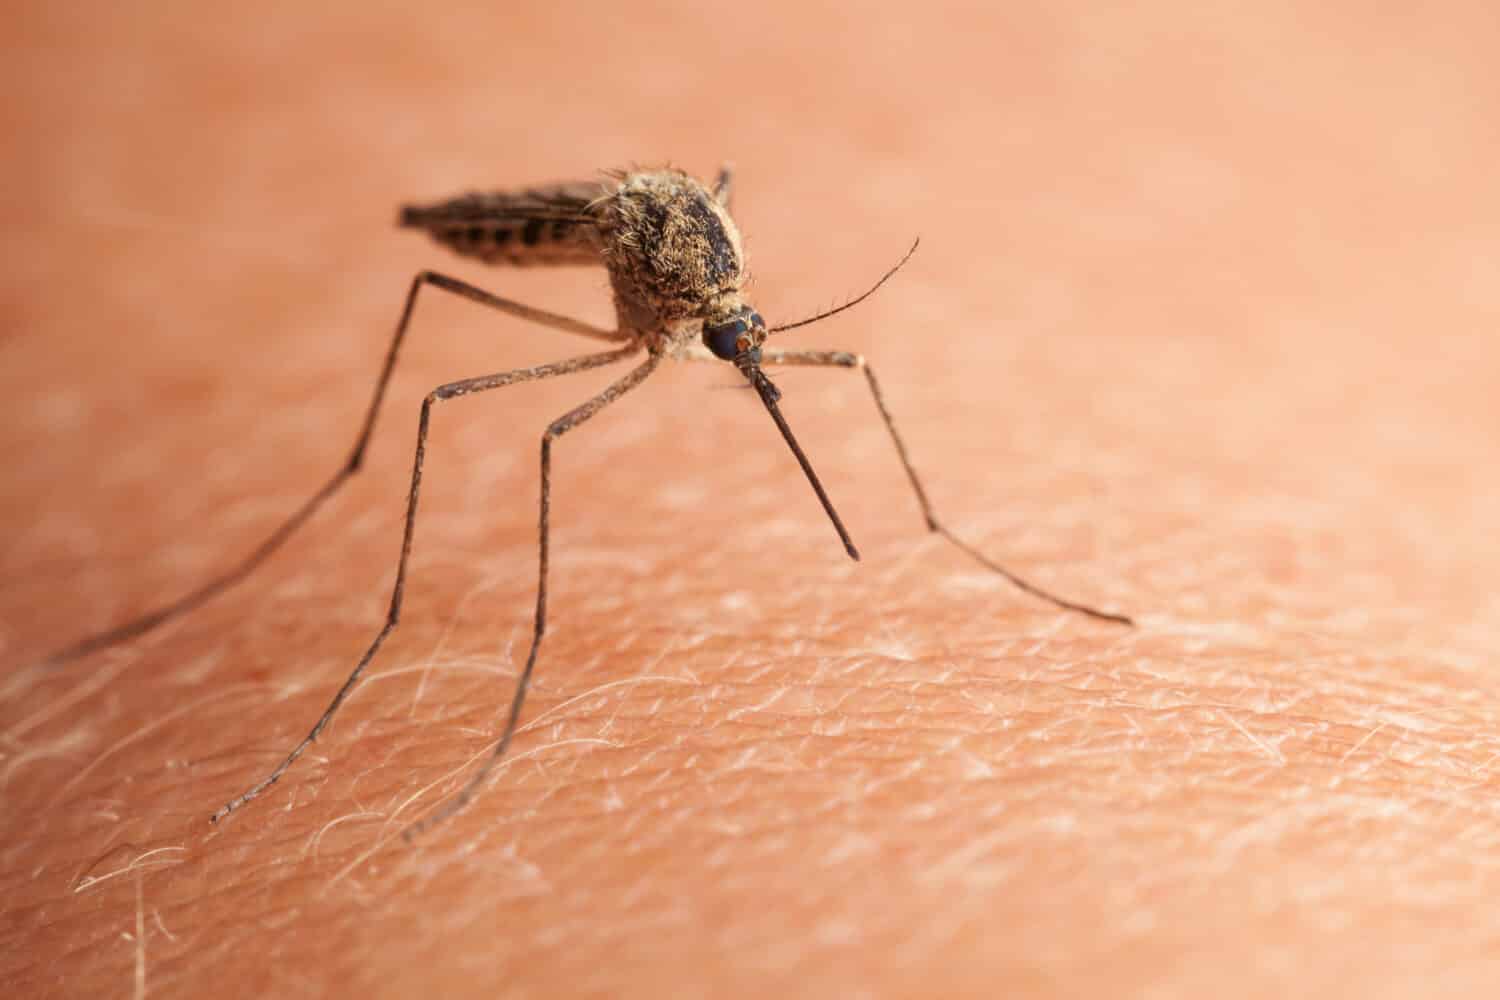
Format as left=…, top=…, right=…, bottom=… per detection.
left=4, top=3, right=1500, bottom=997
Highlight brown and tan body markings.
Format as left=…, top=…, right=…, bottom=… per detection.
left=401, top=167, right=748, bottom=355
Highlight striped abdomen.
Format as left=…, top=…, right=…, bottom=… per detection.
left=398, top=182, right=605, bottom=267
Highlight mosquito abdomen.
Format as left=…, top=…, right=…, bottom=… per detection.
left=399, top=183, right=604, bottom=267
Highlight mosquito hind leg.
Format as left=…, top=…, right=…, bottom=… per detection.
left=41, top=271, right=628, bottom=669
left=403, top=349, right=666, bottom=839
left=758, top=348, right=1132, bottom=625
left=210, top=343, right=641, bottom=824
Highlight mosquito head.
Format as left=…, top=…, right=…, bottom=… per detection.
left=702, top=303, right=767, bottom=362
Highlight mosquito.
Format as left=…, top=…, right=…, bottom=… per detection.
left=43, top=165, right=1132, bottom=838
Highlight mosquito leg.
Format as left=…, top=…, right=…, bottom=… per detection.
left=42, top=270, right=629, bottom=668
left=210, top=344, right=642, bottom=823
left=757, top=348, right=1133, bottom=625
left=404, top=350, right=666, bottom=839
left=713, top=163, right=734, bottom=209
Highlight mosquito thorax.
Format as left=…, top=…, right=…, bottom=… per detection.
left=600, top=170, right=746, bottom=332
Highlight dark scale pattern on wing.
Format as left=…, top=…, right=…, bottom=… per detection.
left=398, top=182, right=605, bottom=266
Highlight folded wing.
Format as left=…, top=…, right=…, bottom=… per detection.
left=399, top=181, right=607, bottom=267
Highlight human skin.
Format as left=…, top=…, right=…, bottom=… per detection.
left=5, top=3, right=1500, bottom=997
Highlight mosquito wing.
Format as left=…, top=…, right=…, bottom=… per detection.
left=399, top=181, right=607, bottom=267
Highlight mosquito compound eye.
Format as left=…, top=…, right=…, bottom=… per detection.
left=749, top=310, right=765, bottom=330
left=703, top=317, right=749, bottom=360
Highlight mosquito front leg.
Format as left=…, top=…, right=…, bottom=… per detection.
left=759, top=348, right=1133, bottom=626
left=404, top=350, right=666, bottom=839
left=42, top=271, right=628, bottom=669
left=210, top=343, right=642, bottom=824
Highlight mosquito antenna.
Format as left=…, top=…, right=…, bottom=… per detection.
left=736, top=354, right=860, bottom=561
left=768, top=237, right=920, bottom=335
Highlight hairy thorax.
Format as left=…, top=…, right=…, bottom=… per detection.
left=599, top=170, right=748, bottom=355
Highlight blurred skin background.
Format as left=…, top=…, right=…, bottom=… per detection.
left=3, top=3, right=1500, bottom=997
